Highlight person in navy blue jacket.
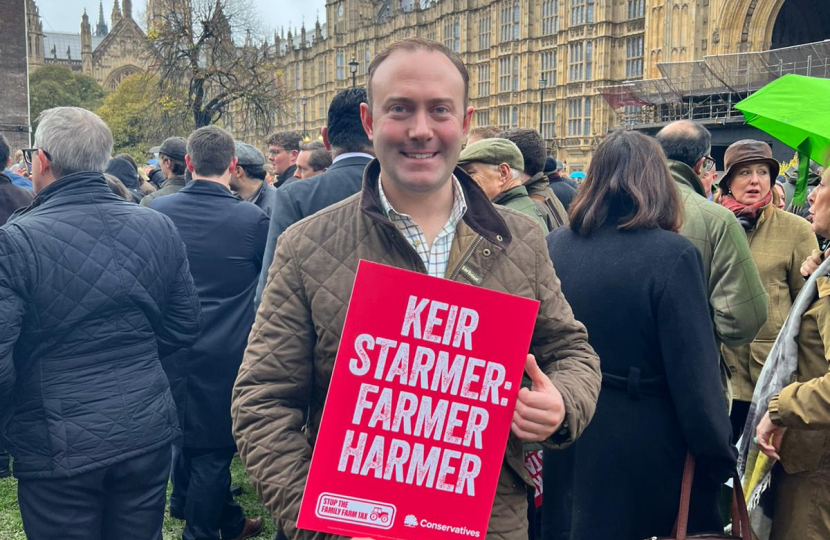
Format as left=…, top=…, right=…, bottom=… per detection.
left=0, top=107, right=202, bottom=540
left=150, top=125, right=268, bottom=540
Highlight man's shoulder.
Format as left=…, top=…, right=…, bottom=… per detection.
left=281, top=191, right=362, bottom=243
left=680, top=187, right=738, bottom=226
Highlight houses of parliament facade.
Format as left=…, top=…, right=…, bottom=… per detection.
left=272, top=0, right=820, bottom=170
left=25, top=0, right=824, bottom=168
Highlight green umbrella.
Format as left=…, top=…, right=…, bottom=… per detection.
left=735, top=74, right=830, bottom=208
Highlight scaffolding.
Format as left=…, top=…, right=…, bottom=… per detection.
left=599, top=39, right=830, bottom=128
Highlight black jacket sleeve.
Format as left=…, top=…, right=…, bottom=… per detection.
left=156, top=224, right=202, bottom=359
left=0, top=230, right=28, bottom=417
left=658, top=245, right=737, bottom=483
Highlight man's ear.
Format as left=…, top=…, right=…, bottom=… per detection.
left=36, top=149, right=51, bottom=176
left=185, top=154, right=195, bottom=173
left=321, top=127, right=331, bottom=151
left=360, top=103, right=374, bottom=141
left=228, top=156, right=239, bottom=174
left=289, top=150, right=299, bottom=165
left=693, top=156, right=704, bottom=175
left=498, top=163, right=511, bottom=186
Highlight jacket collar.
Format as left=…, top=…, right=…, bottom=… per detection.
left=10, top=171, right=110, bottom=220
left=493, top=185, right=530, bottom=206
left=180, top=179, right=237, bottom=198
left=0, top=172, right=11, bottom=185
left=359, top=159, right=512, bottom=249
left=161, top=174, right=187, bottom=189
left=328, top=155, right=373, bottom=171
left=667, top=159, right=706, bottom=197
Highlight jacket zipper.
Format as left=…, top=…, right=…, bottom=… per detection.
left=448, top=236, right=484, bottom=281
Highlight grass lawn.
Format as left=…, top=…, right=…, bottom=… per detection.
left=0, top=457, right=275, bottom=540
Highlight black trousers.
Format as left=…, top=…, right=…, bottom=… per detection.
left=730, top=399, right=752, bottom=444
left=0, top=441, right=9, bottom=475
left=174, top=446, right=246, bottom=540
left=17, top=443, right=171, bottom=540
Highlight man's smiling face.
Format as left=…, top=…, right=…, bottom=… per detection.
left=361, top=48, right=473, bottom=196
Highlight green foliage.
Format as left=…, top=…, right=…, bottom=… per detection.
left=96, top=73, right=190, bottom=156
left=29, top=65, right=107, bottom=125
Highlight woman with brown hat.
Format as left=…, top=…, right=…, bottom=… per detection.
left=717, top=139, right=818, bottom=440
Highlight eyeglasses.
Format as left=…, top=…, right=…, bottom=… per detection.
left=267, top=148, right=285, bottom=157
left=21, top=148, right=52, bottom=165
left=702, top=155, right=716, bottom=172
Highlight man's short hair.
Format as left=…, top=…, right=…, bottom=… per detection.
left=265, top=131, right=302, bottom=152
left=655, top=120, right=712, bottom=169
left=327, top=87, right=372, bottom=153
left=34, top=107, right=113, bottom=178
left=187, top=125, right=235, bottom=178
left=499, top=128, right=547, bottom=176
left=366, top=38, right=469, bottom=110
left=300, top=140, right=333, bottom=172
left=468, top=126, right=501, bottom=141
left=0, top=135, right=10, bottom=167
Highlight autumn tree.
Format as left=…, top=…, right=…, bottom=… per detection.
left=147, top=0, right=290, bottom=137
left=29, top=65, right=106, bottom=126
left=96, top=72, right=190, bottom=156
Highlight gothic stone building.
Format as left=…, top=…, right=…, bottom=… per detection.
left=26, top=0, right=151, bottom=91
left=274, top=0, right=828, bottom=170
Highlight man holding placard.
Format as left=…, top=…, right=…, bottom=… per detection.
left=232, top=38, right=601, bottom=540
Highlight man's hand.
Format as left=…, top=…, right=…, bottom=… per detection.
left=755, top=411, right=786, bottom=461
left=801, top=249, right=828, bottom=278
left=511, top=354, right=565, bottom=441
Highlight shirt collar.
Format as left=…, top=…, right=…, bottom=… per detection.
left=378, top=174, right=467, bottom=224
left=333, top=152, right=375, bottom=164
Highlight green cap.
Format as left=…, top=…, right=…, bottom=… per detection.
left=459, top=138, right=525, bottom=172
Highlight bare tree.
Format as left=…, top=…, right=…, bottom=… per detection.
left=147, top=0, right=291, bottom=137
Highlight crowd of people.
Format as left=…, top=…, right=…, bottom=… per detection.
left=0, top=36, right=828, bottom=540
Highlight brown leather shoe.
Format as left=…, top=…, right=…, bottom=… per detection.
left=229, top=517, right=264, bottom=540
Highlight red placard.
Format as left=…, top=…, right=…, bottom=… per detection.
left=298, top=260, right=540, bottom=540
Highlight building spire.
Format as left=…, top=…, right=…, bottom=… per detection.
left=122, top=0, right=132, bottom=19
left=111, top=0, right=122, bottom=27
left=96, top=0, right=109, bottom=37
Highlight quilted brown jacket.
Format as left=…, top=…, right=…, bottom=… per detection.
left=232, top=160, right=601, bottom=540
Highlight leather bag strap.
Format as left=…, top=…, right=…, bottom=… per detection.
left=673, top=453, right=751, bottom=540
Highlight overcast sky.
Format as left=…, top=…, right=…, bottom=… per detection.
left=34, top=0, right=327, bottom=38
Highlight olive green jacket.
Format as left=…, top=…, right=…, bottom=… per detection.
left=525, top=172, right=569, bottom=231
left=720, top=203, right=817, bottom=401
left=669, top=160, right=768, bottom=350
left=494, top=185, right=549, bottom=233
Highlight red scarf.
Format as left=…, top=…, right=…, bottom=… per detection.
left=720, top=191, right=772, bottom=223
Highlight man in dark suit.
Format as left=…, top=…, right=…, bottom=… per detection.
left=150, top=126, right=268, bottom=540
left=256, top=87, right=374, bottom=303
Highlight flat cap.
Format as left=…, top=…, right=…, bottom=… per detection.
left=235, top=141, right=266, bottom=167
left=459, top=138, right=524, bottom=172
left=158, top=137, right=187, bottom=161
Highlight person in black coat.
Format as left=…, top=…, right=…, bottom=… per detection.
left=150, top=125, right=267, bottom=540
left=0, top=136, right=33, bottom=228
left=542, top=131, right=736, bottom=540
left=256, top=87, right=374, bottom=304
left=105, top=155, right=144, bottom=203
left=544, top=157, right=577, bottom=210
left=0, top=107, right=201, bottom=540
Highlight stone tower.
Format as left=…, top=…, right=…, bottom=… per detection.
left=111, top=0, right=122, bottom=28
left=25, top=0, right=44, bottom=68
left=81, top=9, right=93, bottom=75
